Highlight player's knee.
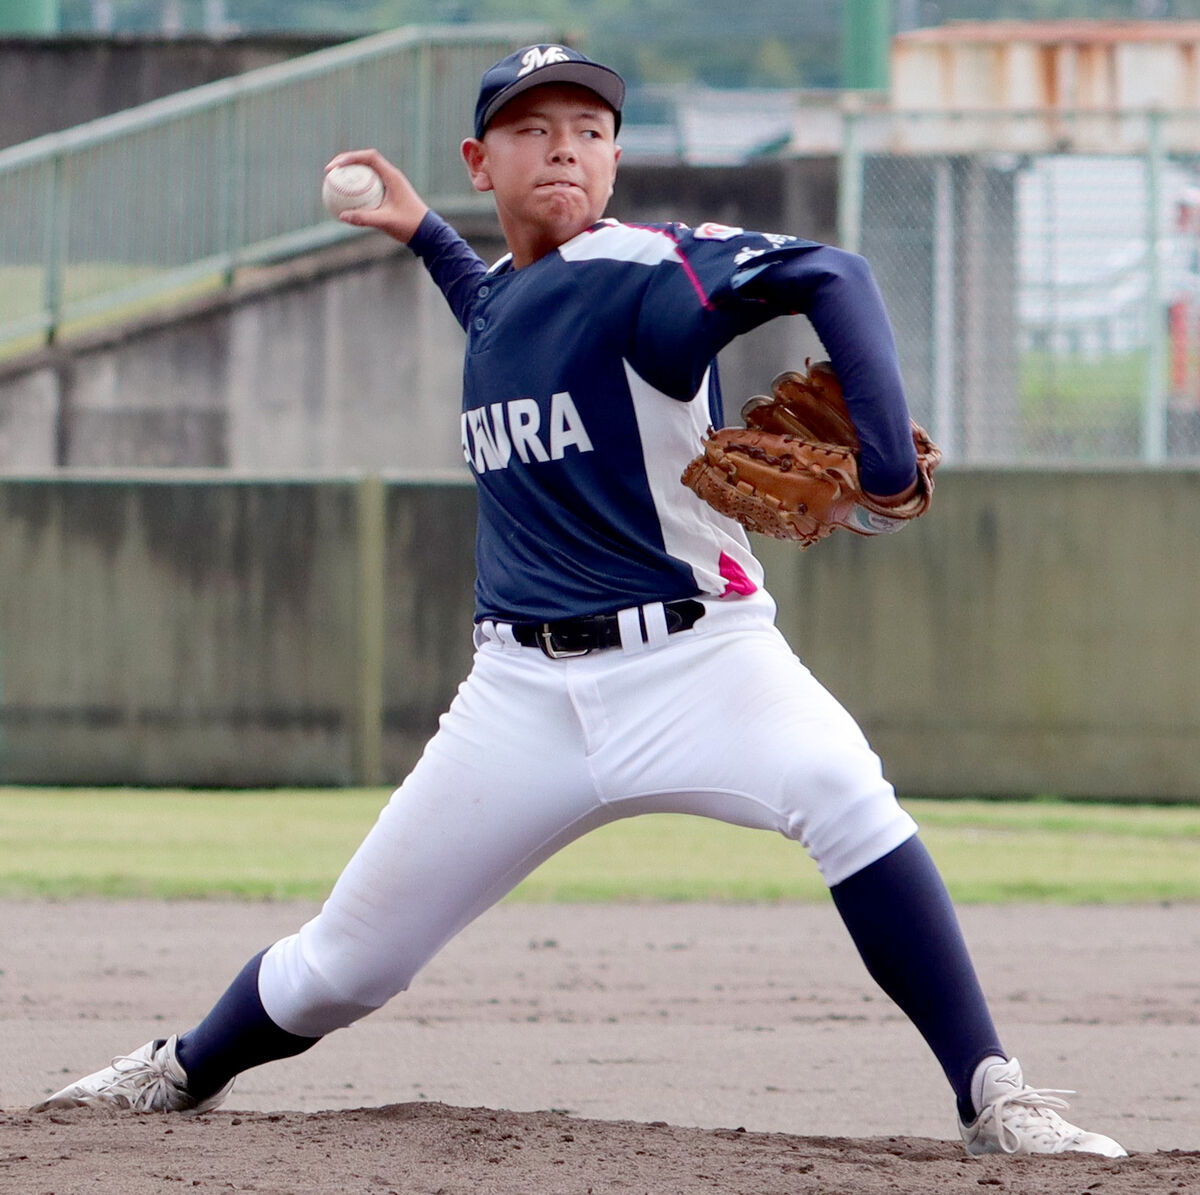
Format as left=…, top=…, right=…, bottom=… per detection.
left=798, top=788, right=917, bottom=888
left=259, top=935, right=414, bottom=1038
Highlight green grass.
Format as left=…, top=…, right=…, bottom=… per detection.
left=1, top=789, right=1197, bottom=904
left=0, top=263, right=226, bottom=360
left=1017, top=350, right=1154, bottom=454
left=1020, top=349, right=1149, bottom=408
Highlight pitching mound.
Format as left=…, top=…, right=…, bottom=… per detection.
left=6, top=1102, right=1198, bottom=1194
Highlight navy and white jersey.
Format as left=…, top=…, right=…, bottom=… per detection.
left=409, top=212, right=918, bottom=624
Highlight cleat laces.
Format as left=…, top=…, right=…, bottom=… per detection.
left=984, top=1083, right=1081, bottom=1154
left=103, top=1041, right=186, bottom=1110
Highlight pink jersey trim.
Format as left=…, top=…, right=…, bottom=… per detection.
left=718, top=551, right=759, bottom=596
left=562, top=222, right=716, bottom=312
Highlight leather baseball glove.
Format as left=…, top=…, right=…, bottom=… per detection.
left=680, top=360, right=941, bottom=547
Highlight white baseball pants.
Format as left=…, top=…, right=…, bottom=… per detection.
left=259, top=593, right=917, bottom=1037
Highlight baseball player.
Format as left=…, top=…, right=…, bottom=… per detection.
left=32, top=44, right=1126, bottom=1158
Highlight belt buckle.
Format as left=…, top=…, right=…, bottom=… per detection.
left=538, top=625, right=590, bottom=659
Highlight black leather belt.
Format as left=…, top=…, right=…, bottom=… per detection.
left=509, top=598, right=706, bottom=658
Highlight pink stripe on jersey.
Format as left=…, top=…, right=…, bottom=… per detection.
left=559, top=222, right=716, bottom=311
left=627, top=223, right=716, bottom=311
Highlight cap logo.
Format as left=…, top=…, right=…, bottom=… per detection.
left=517, top=45, right=571, bottom=77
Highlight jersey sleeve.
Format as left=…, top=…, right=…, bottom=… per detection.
left=631, top=226, right=918, bottom=497
left=407, top=210, right=490, bottom=331
left=733, top=244, right=918, bottom=495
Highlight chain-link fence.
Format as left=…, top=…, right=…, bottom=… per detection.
left=842, top=110, right=1200, bottom=464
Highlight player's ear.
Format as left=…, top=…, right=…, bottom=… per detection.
left=607, top=144, right=621, bottom=197
left=461, top=138, right=493, bottom=193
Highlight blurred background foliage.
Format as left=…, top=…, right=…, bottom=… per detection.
left=46, top=1, right=1200, bottom=90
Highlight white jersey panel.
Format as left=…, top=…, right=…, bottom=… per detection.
left=558, top=221, right=682, bottom=268
left=623, top=359, right=765, bottom=600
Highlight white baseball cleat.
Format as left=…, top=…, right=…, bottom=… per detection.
left=30, top=1034, right=231, bottom=1114
left=959, top=1056, right=1127, bottom=1157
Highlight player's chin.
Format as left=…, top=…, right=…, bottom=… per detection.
left=534, top=186, right=600, bottom=223
left=549, top=208, right=608, bottom=246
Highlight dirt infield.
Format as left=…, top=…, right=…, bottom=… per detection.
left=2, top=900, right=1198, bottom=1193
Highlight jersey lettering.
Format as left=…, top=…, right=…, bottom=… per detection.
left=509, top=398, right=549, bottom=463
left=462, top=407, right=508, bottom=472
left=487, top=403, right=512, bottom=467
left=548, top=391, right=594, bottom=459
left=463, top=391, right=594, bottom=473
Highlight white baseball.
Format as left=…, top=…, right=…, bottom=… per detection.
left=322, top=164, right=385, bottom=216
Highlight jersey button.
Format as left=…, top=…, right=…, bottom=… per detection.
left=473, top=317, right=486, bottom=331
left=478, top=285, right=490, bottom=298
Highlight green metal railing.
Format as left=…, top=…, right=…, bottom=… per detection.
left=0, top=22, right=549, bottom=355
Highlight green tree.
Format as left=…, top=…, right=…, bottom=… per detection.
left=53, top=0, right=1200, bottom=84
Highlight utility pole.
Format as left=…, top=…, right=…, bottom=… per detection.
left=842, top=0, right=891, bottom=90
left=0, top=1, right=60, bottom=32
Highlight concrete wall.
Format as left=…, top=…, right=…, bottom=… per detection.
left=0, top=474, right=479, bottom=786
left=760, top=468, right=1200, bottom=801
left=2, top=469, right=1197, bottom=798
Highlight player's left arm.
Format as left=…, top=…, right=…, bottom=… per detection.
left=730, top=245, right=918, bottom=501
left=628, top=229, right=917, bottom=501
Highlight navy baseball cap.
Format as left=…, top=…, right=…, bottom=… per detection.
left=474, top=44, right=625, bottom=139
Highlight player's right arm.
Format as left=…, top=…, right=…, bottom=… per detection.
left=324, top=148, right=488, bottom=330
left=324, top=149, right=429, bottom=242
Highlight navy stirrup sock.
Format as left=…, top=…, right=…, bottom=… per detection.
left=175, top=949, right=321, bottom=1101
left=830, top=836, right=1005, bottom=1124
